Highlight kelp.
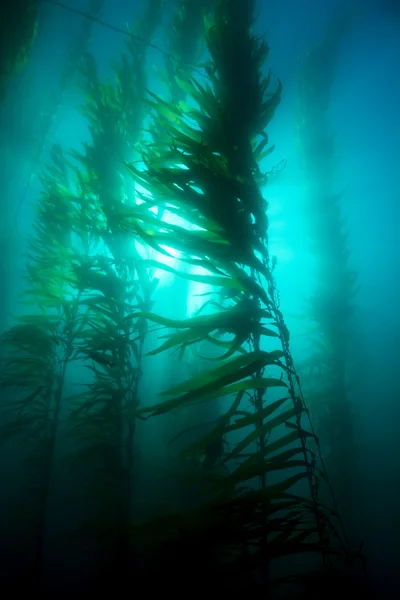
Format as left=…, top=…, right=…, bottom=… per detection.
left=12, top=1, right=108, bottom=229
left=0, top=147, right=85, bottom=588
left=0, top=0, right=366, bottom=592
left=60, top=0, right=165, bottom=575
left=65, top=250, right=144, bottom=530
left=122, top=0, right=356, bottom=590
left=163, top=0, right=215, bottom=103
left=0, top=0, right=164, bottom=583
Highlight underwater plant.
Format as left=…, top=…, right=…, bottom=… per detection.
left=12, top=0, right=108, bottom=230
left=120, top=0, right=361, bottom=593
left=0, top=1, right=108, bottom=340
left=0, top=0, right=165, bottom=584
left=61, top=0, right=165, bottom=578
left=163, top=0, right=215, bottom=104
left=0, top=145, right=88, bottom=588
left=0, top=0, right=369, bottom=594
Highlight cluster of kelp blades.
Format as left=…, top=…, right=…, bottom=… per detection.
left=0, top=0, right=358, bottom=592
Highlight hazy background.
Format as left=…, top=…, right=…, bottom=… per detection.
left=0, top=0, right=399, bottom=595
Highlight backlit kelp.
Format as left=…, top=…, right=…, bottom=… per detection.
left=0, top=0, right=368, bottom=595
left=123, top=0, right=362, bottom=593
left=163, top=0, right=215, bottom=104
left=13, top=0, right=108, bottom=226
left=61, top=0, right=165, bottom=580
left=0, top=1, right=107, bottom=337
left=0, top=145, right=84, bottom=588
left=0, top=0, right=165, bottom=589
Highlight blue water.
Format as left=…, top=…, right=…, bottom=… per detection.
left=0, top=0, right=398, bottom=596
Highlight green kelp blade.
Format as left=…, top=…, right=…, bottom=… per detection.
left=222, top=459, right=311, bottom=490
left=222, top=430, right=301, bottom=467
left=146, top=328, right=207, bottom=356
left=216, top=471, right=309, bottom=504
left=178, top=393, right=243, bottom=459
left=136, top=351, right=284, bottom=417
left=206, top=377, right=287, bottom=401
left=221, top=407, right=298, bottom=462
left=140, top=259, right=249, bottom=291
left=226, top=396, right=291, bottom=431
left=126, top=303, right=264, bottom=332
left=160, top=350, right=284, bottom=396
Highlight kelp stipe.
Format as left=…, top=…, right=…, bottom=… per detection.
left=124, top=0, right=364, bottom=594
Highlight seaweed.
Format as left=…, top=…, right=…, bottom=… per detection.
left=0, top=146, right=85, bottom=587
left=62, top=0, right=165, bottom=576
left=0, top=0, right=164, bottom=585
left=163, top=0, right=215, bottom=103
left=122, top=0, right=360, bottom=592
left=0, top=1, right=368, bottom=593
